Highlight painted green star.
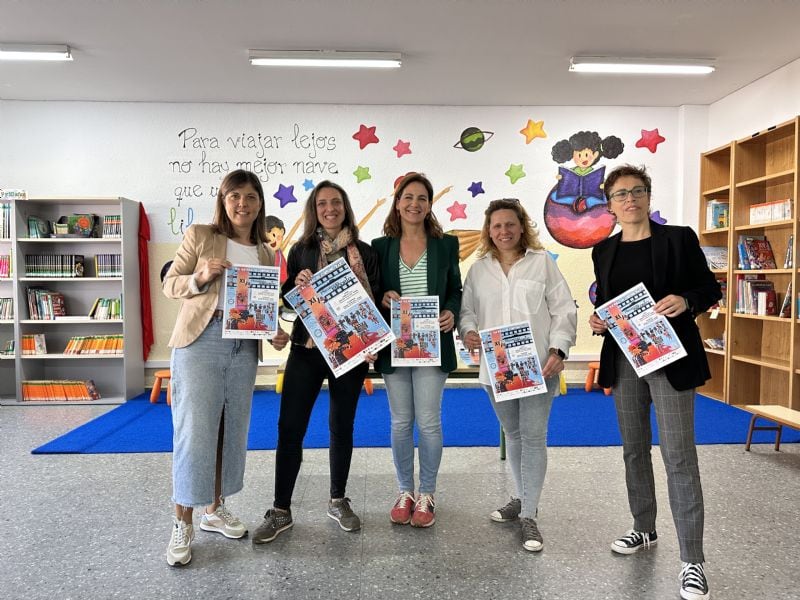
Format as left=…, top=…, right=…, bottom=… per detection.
left=353, top=165, right=372, bottom=183
left=505, top=163, right=526, bottom=184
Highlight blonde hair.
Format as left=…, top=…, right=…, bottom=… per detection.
left=477, top=199, right=544, bottom=259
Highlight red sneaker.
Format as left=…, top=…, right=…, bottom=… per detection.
left=410, top=493, right=435, bottom=528
left=390, top=491, right=415, bottom=524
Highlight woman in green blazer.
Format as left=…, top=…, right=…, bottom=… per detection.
left=371, top=172, right=462, bottom=528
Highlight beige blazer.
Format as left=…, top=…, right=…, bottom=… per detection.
left=164, top=224, right=275, bottom=348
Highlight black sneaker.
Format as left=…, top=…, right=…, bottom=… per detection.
left=520, top=517, right=543, bottom=552
left=610, top=529, right=658, bottom=554
left=680, top=562, right=710, bottom=600
left=490, top=497, right=522, bottom=523
left=252, top=508, right=293, bottom=544
left=327, top=497, right=361, bottom=532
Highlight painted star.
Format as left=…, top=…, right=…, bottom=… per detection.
left=302, top=178, right=315, bottom=191
left=353, top=165, right=372, bottom=183
left=519, top=119, right=547, bottom=144
left=467, top=181, right=485, bottom=197
left=650, top=210, right=667, bottom=225
left=445, top=200, right=468, bottom=221
left=547, top=250, right=559, bottom=261
left=352, top=124, right=379, bottom=149
left=273, top=184, right=297, bottom=208
left=635, top=128, right=666, bottom=153
left=393, top=139, right=412, bottom=158
left=505, top=163, right=526, bottom=184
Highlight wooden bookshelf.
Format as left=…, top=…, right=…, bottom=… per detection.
left=700, top=117, right=800, bottom=435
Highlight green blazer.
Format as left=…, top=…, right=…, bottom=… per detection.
left=371, top=234, right=462, bottom=373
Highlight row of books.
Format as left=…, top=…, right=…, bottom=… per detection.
left=89, top=297, right=123, bottom=320
left=737, top=236, right=779, bottom=270
left=25, top=254, right=85, bottom=278
left=0, top=254, right=11, bottom=278
left=735, top=275, right=792, bottom=317
left=2, top=339, right=14, bottom=355
left=101, top=214, right=123, bottom=238
left=703, top=337, right=725, bottom=350
left=21, top=333, right=47, bottom=355
left=701, top=246, right=728, bottom=270
left=0, top=297, right=13, bottom=319
left=64, top=334, right=124, bottom=354
left=21, top=380, right=100, bottom=402
left=26, top=287, right=66, bottom=320
left=749, top=198, right=792, bottom=224
left=95, top=254, right=122, bottom=277
left=705, top=199, right=729, bottom=230
left=0, top=203, right=11, bottom=238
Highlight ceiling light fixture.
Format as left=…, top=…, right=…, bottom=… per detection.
left=249, top=50, right=401, bottom=69
left=569, top=56, right=714, bottom=75
left=0, top=43, right=73, bottom=61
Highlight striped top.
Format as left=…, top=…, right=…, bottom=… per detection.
left=399, top=250, right=428, bottom=296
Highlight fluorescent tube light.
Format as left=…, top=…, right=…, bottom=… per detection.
left=249, top=50, right=401, bottom=69
left=570, top=56, right=714, bottom=75
left=0, top=44, right=73, bottom=61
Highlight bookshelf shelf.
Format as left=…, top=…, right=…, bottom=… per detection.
left=700, top=227, right=729, bottom=236
left=702, top=184, right=730, bottom=196
left=733, top=269, right=793, bottom=275
left=731, top=353, right=791, bottom=371
left=734, top=219, right=793, bottom=232
left=705, top=348, right=725, bottom=356
left=735, top=168, right=795, bottom=189
left=0, top=354, right=15, bottom=360
left=5, top=196, right=143, bottom=403
left=0, top=398, right=125, bottom=406
left=732, top=313, right=791, bottom=322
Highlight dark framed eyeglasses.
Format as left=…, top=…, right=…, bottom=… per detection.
left=608, top=186, right=649, bottom=203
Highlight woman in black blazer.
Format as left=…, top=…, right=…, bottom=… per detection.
left=372, top=172, right=462, bottom=528
left=589, top=164, right=720, bottom=600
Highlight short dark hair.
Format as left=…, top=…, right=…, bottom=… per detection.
left=604, top=164, right=652, bottom=200
left=382, top=172, right=444, bottom=238
left=265, top=215, right=285, bottom=231
left=212, top=169, right=267, bottom=244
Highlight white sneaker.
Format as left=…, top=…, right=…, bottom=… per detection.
left=166, top=518, right=194, bottom=566
left=200, top=501, right=248, bottom=539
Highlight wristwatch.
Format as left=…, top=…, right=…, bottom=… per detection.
left=549, top=347, right=566, bottom=360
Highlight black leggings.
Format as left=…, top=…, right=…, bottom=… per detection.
left=273, top=345, right=368, bottom=509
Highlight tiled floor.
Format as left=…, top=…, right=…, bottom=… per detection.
left=2, top=403, right=799, bottom=600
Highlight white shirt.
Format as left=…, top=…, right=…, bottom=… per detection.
left=458, top=248, right=578, bottom=386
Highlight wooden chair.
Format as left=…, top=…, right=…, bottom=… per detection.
left=150, top=369, right=172, bottom=405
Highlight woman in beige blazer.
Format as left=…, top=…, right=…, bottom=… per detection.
left=162, top=169, right=288, bottom=566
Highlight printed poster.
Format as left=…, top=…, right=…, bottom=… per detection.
left=284, top=257, right=394, bottom=377
left=479, top=321, right=547, bottom=401
left=594, top=282, right=687, bottom=377
left=390, top=296, right=441, bottom=367
left=222, top=264, right=280, bottom=339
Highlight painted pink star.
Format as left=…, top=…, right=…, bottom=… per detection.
left=352, top=124, right=379, bottom=149
left=392, top=139, right=412, bottom=158
left=635, top=128, right=666, bottom=153
left=446, top=200, right=467, bottom=221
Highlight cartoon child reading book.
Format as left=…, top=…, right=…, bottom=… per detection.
left=543, top=130, right=624, bottom=249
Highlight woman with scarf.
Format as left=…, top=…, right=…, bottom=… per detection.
left=252, top=181, right=380, bottom=543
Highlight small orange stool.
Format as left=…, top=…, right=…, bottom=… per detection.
left=150, top=369, right=172, bottom=405
left=585, top=361, right=612, bottom=395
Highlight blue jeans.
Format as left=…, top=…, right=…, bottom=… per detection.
left=170, top=318, right=258, bottom=508
left=485, top=379, right=557, bottom=519
left=383, top=367, right=448, bottom=494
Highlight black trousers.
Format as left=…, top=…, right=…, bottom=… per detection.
left=273, top=345, right=368, bottom=509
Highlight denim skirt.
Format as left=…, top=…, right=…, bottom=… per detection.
left=170, top=318, right=258, bottom=507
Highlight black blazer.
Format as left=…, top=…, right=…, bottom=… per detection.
left=282, top=239, right=381, bottom=348
left=371, top=234, right=462, bottom=373
left=591, top=220, right=721, bottom=391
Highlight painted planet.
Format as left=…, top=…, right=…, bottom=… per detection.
left=454, top=127, right=494, bottom=152
left=543, top=185, right=616, bottom=249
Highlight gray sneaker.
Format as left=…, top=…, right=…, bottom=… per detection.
left=327, top=497, right=361, bottom=532
left=521, top=517, right=544, bottom=552
left=252, top=508, right=293, bottom=544
left=490, top=497, right=522, bottom=522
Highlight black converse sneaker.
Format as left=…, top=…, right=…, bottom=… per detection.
left=679, top=562, right=710, bottom=600
left=610, top=529, right=658, bottom=554
left=490, top=497, right=522, bottom=523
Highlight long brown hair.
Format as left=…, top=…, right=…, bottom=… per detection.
left=299, top=180, right=360, bottom=245
left=477, top=199, right=544, bottom=260
left=211, top=170, right=267, bottom=244
left=382, top=172, right=444, bottom=239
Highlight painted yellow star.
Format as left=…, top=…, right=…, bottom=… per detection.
left=519, top=119, right=547, bottom=144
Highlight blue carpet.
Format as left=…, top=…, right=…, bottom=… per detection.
left=31, top=389, right=799, bottom=454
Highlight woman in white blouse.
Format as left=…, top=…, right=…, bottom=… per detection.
left=459, top=198, right=577, bottom=552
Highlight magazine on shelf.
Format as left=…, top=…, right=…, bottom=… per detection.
left=221, top=265, right=280, bottom=339
left=594, top=283, right=687, bottom=377
left=284, top=257, right=394, bottom=377
left=784, top=235, right=794, bottom=269
left=700, top=246, right=728, bottom=270
left=779, top=282, right=793, bottom=318
left=390, top=296, right=441, bottom=367
left=479, top=321, right=547, bottom=402
left=705, top=199, right=729, bottom=229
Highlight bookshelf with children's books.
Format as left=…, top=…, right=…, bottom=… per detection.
left=707, top=118, right=800, bottom=433
left=0, top=196, right=18, bottom=402
left=1, top=197, right=143, bottom=405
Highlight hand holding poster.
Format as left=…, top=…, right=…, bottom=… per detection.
left=390, top=296, right=441, bottom=367
left=594, top=282, right=687, bottom=377
left=222, top=264, right=280, bottom=339
left=479, top=321, right=547, bottom=401
left=284, top=257, right=394, bottom=377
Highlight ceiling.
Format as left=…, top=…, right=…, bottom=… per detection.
left=2, top=0, right=800, bottom=107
